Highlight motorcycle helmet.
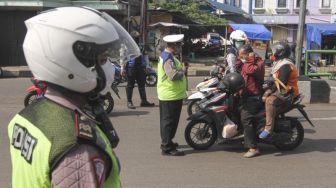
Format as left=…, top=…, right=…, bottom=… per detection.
left=271, top=42, right=291, bottom=61
left=229, top=30, right=248, bottom=49
left=23, top=7, right=140, bottom=94
left=222, top=72, right=245, bottom=93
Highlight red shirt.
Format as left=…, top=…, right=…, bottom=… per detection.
left=239, top=56, right=265, bottom=97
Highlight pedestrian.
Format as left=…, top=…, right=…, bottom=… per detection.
left=157, top=34, right=187, bottom=156
left=260, top=42, right=299, bottom=140
left=7, top=7, right=140, bottom=187
left=237, top=44, right=265, bottom=158
left=226, top=30, right=248, bottom=73
left=121, top=46, right=155, bottom=109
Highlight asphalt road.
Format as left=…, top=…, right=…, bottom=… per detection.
left=1, top=77, right=336, bottom=188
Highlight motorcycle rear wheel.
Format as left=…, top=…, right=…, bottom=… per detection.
left=145, top=73, right=157, bottom=87
left=185, top=119, right=217, bottom=150
left=187, top=99, right=201, bottom=116
left=102, top=94, right=114, bottom=114
left=274, top=119, right=304, bottom=151
left=24, top=91, right=39, bottom=107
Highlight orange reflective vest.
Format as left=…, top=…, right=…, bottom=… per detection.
left=273, top=63, right=299, bottom=97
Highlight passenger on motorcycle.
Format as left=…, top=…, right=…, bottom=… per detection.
left=237, top=44, right=265, bottom=158
left=260, top=42, right=299, bottom=140
left=226, top=30, right=248, bottom=73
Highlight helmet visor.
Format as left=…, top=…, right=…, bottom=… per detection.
left=101, top=12, right=141, bottom=61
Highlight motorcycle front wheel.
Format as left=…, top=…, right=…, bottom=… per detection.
left=274, top=119, right=304, bottom=151
left=145, top=73, right=157, bottom=87
left=24, top=91, right=39, bottom=107
left=102, top=94, right=114, bottom=114
left=185, top=120, right=217, bottom=150
left=187, top=99, right=201, bottom=116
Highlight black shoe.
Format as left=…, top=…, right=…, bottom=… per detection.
left=127, top=102, right=136, bottom=109
left=172, top=142, right=179, bottom=148
left=140, top=101, right=155, bottom=107
left=161, top=149, right=185, bottom=156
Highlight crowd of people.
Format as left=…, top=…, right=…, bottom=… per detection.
left=7, top=7, right=300, bottom=187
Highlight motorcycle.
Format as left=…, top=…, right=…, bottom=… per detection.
left=184, top=86, right=315, bottom=151
left=187, top=69, right=225, bottom=116
left=145, top=65, right=157, bottom=87
left=24, top=60, right=121, bottom=114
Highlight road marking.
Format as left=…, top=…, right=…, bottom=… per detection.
left=299, top=117, right=336, bottom=121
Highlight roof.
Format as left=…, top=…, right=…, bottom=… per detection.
left=306, top=23, right=336, bottom=49
left=229, top=24, right=272, bottom=41
left=207, top=0, right=245, bottom=14
left=149, top=22, right=189, bottom=29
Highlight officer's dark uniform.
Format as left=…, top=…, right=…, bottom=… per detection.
left=125, top=55, right=154, bottom=109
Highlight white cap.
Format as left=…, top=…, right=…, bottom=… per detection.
left=163, top=34, right=184, bottom=43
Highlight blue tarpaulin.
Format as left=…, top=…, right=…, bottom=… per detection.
left=306, top=23, right=336, bottom=49
left=229, top=24, right=272, bottom=41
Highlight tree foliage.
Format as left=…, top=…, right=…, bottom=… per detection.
left=150, top=0, right=228, bottom=25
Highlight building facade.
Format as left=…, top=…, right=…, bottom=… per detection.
left=246, top=0, right=334, bottom=44
left=0, top=0, right=140, bottom=66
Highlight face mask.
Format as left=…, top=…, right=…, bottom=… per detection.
left=235, top=41, right=245, bottom=49
left=100, top=60, right=115, bottom=95
left=241, top=59, right=247, bottom=64
left=174, top=46, right=182, bottom=55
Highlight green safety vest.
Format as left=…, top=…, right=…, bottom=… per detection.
left=157, top=55, right=187, bottom=101
left=8, top=99, right=121, bottom=188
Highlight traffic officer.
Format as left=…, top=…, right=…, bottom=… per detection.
left=157, top=34, right=187, bottom=156
left=8, top=7, right=140, bottom=187
left=121, top=46, right=155, bottom=109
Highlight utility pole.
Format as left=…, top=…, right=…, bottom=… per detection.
left=295, top=0, right=307, bottom=76
left=140, top=0, right=148, bottom=52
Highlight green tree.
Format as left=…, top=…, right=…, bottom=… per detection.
left=150, top=0, right=228, bottom=25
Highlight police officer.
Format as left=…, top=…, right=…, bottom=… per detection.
left=226, top=30, right=248, bottom=73
left=8, top=7, right=140, bottom=187
left=157, top=34, right=187, bottom=156
left=121, top=47, right=154, bottom=109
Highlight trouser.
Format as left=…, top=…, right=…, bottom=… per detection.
left=159, top=99, right=183, bottom=152
left=241, top=97, right=263, bottom=149
left=126, top=67, right=147, bottom=102
left=264, top=95, right=291, bottom=133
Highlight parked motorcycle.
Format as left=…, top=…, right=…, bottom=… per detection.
left=145, top=66, right=158, bottom=87
left=24, top=78, right=47, bottom=107
left=184, top=85, right=314, bottom=151
left=187, top=71, right=224, bottom=116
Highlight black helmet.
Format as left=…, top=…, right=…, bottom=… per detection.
left=271, top=42, right=291, bottom=60
left=222, top=72, right=245, bottom=93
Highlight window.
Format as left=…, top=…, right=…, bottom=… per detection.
left=278, top=0, right=287, bottom=8
left=321, top=0, right=330, bottom=8
left=255, top=0, right=263, bottom=8
left=234, top=0, right=240, bottom=7
left=295, top=0, right=300, bottom=8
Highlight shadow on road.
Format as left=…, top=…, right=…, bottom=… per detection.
left=180, top=144, right=246, bottom=155
left=274, top=137, right=336, bottom=157
left=109, top=110, right=150, bottom=117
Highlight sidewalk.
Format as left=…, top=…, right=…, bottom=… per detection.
left=1, top=64, right=336, bottom=103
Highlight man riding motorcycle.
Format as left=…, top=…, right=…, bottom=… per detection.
left=260, top=42, right=299, bottom=139
left=8, top=7, right=140, bottom=188
left=226, top=30, right=248, bottom=73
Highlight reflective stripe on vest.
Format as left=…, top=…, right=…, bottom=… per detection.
left=157, top=53, right=187, bottom=101
left=8, top=113, right=121, bottom=188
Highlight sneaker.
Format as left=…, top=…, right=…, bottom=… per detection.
left=259, top=130, right=271, bottom=139
left=161, top=149, right=185, bottom=156
left=243, top=149, right=260, bottom=158
left=127, top=102, right=136, bottom=109
left=140, top=101, right=155, bottom=107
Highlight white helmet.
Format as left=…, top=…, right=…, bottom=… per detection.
left=229, top=30, right=248, bottom=49
left=23, top=7, right=140, bottom=93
